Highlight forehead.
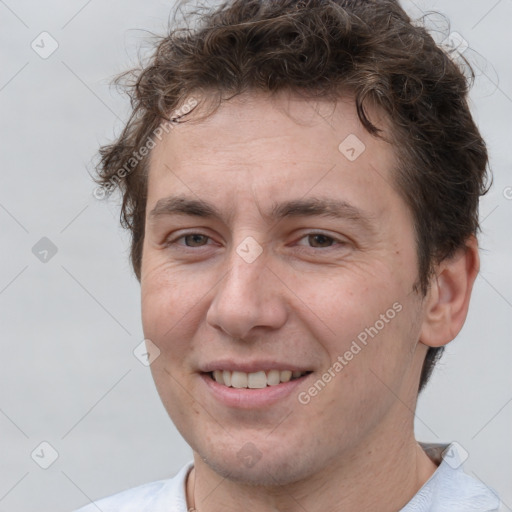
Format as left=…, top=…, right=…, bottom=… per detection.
left=146, top=91, right=400, bottom=221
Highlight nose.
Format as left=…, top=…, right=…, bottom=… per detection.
left=206, top=240, right=288, bottom=341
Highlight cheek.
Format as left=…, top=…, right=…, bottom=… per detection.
left=140, top=258, right=208, bottom=352
left=293, top=261, right=419, bottom=395
left=293, top=260, right=405, bottom=342
left=141, top=264, right=205, bottom=417
left=329, top=298, right=421, bottom=408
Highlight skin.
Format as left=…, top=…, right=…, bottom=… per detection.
left=140, top=91, right=479, bottom=512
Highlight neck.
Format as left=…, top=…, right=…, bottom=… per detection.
left=186, top=426, right=437, bottom=512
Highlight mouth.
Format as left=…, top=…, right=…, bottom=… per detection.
left=207, top=369, right=312, bottom=389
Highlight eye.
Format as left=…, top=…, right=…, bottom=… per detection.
left=165, top=233, right=211, bottom=248
left=182, top=234, right=209, bottom=247
left=296, top=233, right=343, bottom=249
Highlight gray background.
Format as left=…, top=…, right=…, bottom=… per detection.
left=0, top=1, right=510, bottom=510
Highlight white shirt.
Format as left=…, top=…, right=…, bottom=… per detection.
left=74, top=443, right=502, bottom=512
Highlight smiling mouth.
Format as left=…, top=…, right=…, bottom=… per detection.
left=208, top=370, right=312, bottom=389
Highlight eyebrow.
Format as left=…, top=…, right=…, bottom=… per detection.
left=148, top=195, right=375, bottom=231
left=149, top=196, right=224, bottom=221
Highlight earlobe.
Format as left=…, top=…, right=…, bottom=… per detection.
left=419, top=236, right=480, bottom=348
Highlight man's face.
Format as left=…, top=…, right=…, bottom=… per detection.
left=141, top=92, right=428, bottom=485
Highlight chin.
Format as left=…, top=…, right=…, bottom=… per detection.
left=196, top=441, right=322, bottom=487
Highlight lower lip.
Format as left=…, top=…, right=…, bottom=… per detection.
left=200, top=373, right=311, bottom=409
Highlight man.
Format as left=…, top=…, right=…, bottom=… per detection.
left=77, top=0, right=502, bottom=510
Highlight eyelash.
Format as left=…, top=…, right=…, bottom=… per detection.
left=164, top=232, right=346, bottom=251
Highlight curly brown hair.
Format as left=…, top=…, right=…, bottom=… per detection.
left=95, top=0, right=489, bottom=392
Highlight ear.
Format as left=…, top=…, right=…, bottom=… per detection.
left=419, top=236, right=480, bottom=348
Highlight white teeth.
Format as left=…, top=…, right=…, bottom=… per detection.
left=222, top=370, right=231, bottom=387
left=231, top=371, right=248, bottom=388
left=248, top=371, right=267, bottom=389
left=267, top=369, right=281, bottom=386
left=280, top=370, right=292, bottom=383
left=210, top=369, right=308, bottom=388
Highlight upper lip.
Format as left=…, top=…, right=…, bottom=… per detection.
left=200, top=360, right=312, bottom=373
